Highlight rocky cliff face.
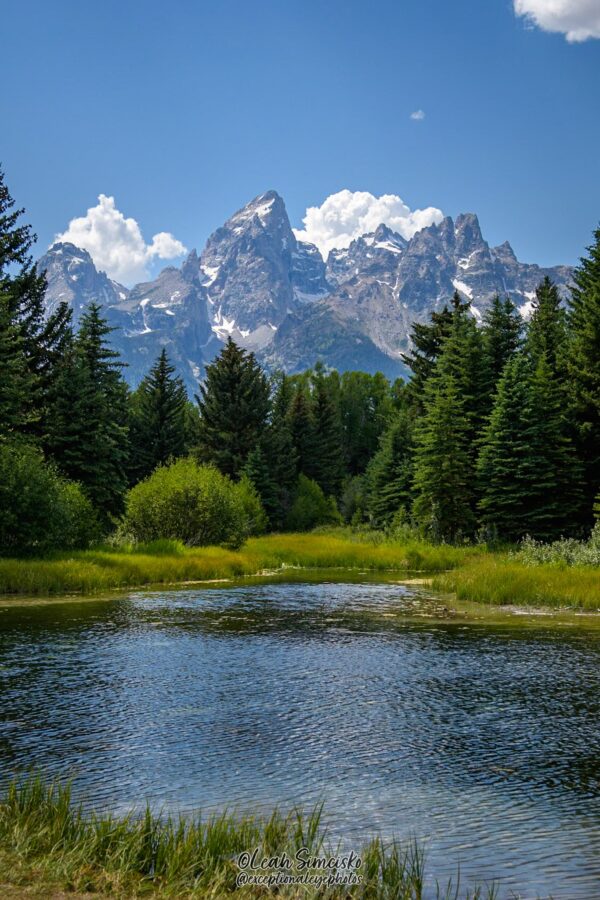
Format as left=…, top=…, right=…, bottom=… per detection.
left=40, top=191, right=573, bottom=392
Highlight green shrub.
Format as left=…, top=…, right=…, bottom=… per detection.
left=236, top=474, right=268, bottom=536
left=0, top=441, right=98, bottom=556
left=123, top=458, right=263, bottom=548
left=285, top=475, right=342, bottom=532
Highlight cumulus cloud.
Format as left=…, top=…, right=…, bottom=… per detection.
left=55, top=194, right=187, bottom=284
left=410, top=109, right=426, bottom=121
left=514, top=0, right=600, bottom=41
left=294, top=189, right=444, bottom=259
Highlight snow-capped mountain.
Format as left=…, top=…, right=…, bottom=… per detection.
left=39, top=191, right=573, bottom=392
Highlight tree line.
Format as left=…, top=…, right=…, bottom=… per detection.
left=2, top=166, right=600, bottom=552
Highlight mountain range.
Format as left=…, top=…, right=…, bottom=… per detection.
left=39, top=191, right=574, bottom=392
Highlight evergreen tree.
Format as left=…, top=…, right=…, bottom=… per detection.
left=242, top=445, right=280, bottom=528
left=0, top=296, right=34, bottom=436
left=478, top=354, right=582, bottom=541
left=566, top=225, right=600, bottom=516
left=311, top=363, right=345, bottom=497
left=195, top=338, right=270, bottom=477
left=287, top=386, right=318, bottom=480
left=0, top=167, right=71, bottom=438
left=526, top=276, right=567, bottom=376
left=339, top=371, right=393, bottom=475
left=129, top=349, right=187, bottom=482
left=482, top=295, right=522, bottom=389
left=45, top=304, right=130, bottom=521
left=263, top=373, right=298, bottom=527
left=402, top=293, right=469, bottom=411
left=366, top=410, right=414, bottom=527
left=412, top=370, right=475, bottom=542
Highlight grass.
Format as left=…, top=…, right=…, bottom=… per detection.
left=0, top=774, right=497, bottom=899
left=433, top=555, right=600, bottom=609
left=0, top=532, right=477, bottom=597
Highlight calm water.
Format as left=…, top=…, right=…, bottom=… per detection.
left=2, top=579, right=600, bottom=898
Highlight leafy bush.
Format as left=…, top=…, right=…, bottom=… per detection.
left=516, top=527, right=600, bottom=567
left=236, top=474, right=268, bottom=536
left=0, top=441, right=99, bottom=556
left=284, top=475, right=341, bottom=532
left=123, top=458, right=264, bottom=549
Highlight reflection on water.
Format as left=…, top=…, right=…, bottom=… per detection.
left=1, top=579, right=600, bottom=898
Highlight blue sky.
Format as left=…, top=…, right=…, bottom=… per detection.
left=2, top=0, right=599, bottom=282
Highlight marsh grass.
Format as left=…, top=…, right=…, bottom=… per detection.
left=0, top=774, right=497, bottom=898
left=434, top=556, right=600, bottom=609
left=0, top=533, right=477, bottom=597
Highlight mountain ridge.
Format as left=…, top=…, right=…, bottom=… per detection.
left=39, top=190, right=573, bottom=392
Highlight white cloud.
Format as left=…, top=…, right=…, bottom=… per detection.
left=294, top=189, right=444, bottom=259
left=514, top=0, right=600, bottom=41
left=410, top=109, right=426, bottom=121
left=55, top=194, right=187, bottom=284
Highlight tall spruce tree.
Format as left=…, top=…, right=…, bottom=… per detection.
left=526, top=277, right=567, bottom=376
left=129, top=349, right=188, bottom=483
left=0, top=167, right=72, bottom=439
left=195, top=338, right=270, bottom=477
left=478, top=354, right=582, bottom=541
left=311, top=363, right=345, bottom=497
left=339, top=371, right=393, bottom=475
left=482, top=295, right=522, bottom=390
left=288, top=386, right=318, bottom=481
left=366, top=410, right=414, bottom=527
left=412, top=369, right=475, bottom=542
left=45, top=304, right=130, bottom=521
left=402, top=293, right=469, bottom=411
left=566, top=225, right=600, bottom=517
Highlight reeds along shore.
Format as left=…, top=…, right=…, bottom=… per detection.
left=1, top=530, right=599, bottom=608
left=0, top=774, right=497, bottom=898
left=0, top=533, right=475, bottom=597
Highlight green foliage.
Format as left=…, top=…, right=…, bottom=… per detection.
left=129, top=348, right=188, bottom=482
left=242, top=445, right=280, bottom=529
left=236, top=473, right=269, bottom=536
left=123, top=458, right=260, bottom=548
left=0, top=167, right=72, bottom=441
left=366, top=410, right=414, bottom=527
left=401, top=300, right=457, bottom=411
left=478, top=354, right=583, bottom=542
left=285, top=475, right=342, bottom=531
left=0, top=441, right=98, bottom=556
left=412, top=371, right=475, bottom=543
left=287, top=386, right=317, bottom=480
left=567, top=225, right=600, bottom=516
left=517, top=527, right=600, bottom=567
left=0, top=773, right=498, bottom=899
left=195, top=338, right=270, bottom=477
left=526, top=276, right=567, bottom=375
left=481, top=294, right=522, bottom=390
left=339, top=370, right=393, bottom=474
left=310, top=362, right=345, bottom=496
left=45, top=304, right=130, bottom=521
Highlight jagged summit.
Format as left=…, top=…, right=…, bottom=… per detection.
left=40, top=192, right=573, bottom=390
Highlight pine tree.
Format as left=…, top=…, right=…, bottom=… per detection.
left=287, top=387, right=318, bottom=481
left=339, top=371, right=393, bottom=475
left=526, top=277, right=567, bottom=376
left=566, top=225, right=600, bottom=517
left=263, top=373, right=298, bottom=527
left=0, top=296, right=34, bottom=436
left=129, top=349, right=188, bottom=482
left=366, top=410, right=414, bottom=527
left=412, top=370, right=475, bottom=542
left=242, top=445, right=280, bottom=528
left=478, top=354, right=582, bottom=541
left=311, top=363, right=345, bottom=497
left=45, top=305, right=130, bottom=521
left=482, top=295, right=522, bottom=389
left=402, top=293, right=469, bottom=411
left=195, top=338, right=270, bottom=477
left=0, top=167, right=72, bottom=438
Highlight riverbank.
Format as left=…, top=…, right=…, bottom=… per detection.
left=2, top=531, right=600, bottom=609
left=0, top=775, right=494, bottom=899
left=0, top=533, right=476, bottom=596
left=433, top=555, right=600, bottom=610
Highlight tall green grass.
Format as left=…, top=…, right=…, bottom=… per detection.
left=434, top=556, right=600, bottom=609
left=0, top=533, right=476, bottom=597
left=0, top=773, right=497, bottom=898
